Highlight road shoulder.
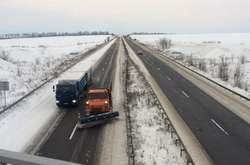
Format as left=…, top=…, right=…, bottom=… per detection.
left=96, top=39, right=129, bottom=165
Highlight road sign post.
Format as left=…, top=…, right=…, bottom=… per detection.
left=4, top=91, right=6, bottom=108
left=0, top=81, right=9, bottom=108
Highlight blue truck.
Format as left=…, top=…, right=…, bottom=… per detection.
left=53, top=70, right=91, bottom=107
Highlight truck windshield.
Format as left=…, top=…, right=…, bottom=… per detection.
left=88, top=93, right=108, bottom=99
left=56, top=85, right=75, bottom=93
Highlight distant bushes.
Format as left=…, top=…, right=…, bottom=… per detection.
left=183, top=54, right=248, bottom=91
left=218, top=56, right=229, bottom=81
left=0, top=50, right=10, bottom=61
left=157, top=38, right=172, bottom=50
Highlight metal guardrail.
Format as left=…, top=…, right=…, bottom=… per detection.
left=122, top=39, right=135, bottom=165
left=125, top=38, right=194, bottom=165
left=164, top=55, right=250, bottom=102
left=0, top=43, right=106, bottom=115
left=134, top=39, right=250, bottom=102
left=0, top=149, right=81, bottom=165
left=0, top=39, right=118, bottom=164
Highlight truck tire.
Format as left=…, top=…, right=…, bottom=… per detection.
left=56, top=103, right=63, bottom=107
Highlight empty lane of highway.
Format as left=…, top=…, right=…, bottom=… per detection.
left=125, top=38, right=250, bottom=165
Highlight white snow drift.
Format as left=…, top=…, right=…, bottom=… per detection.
left=0, top=39, right=115, bottom=152
left=127, top=64, right=186, bottom=165
left=0, top=35, right=111, bottom=108
left=132, top=33, right=250, bottom=98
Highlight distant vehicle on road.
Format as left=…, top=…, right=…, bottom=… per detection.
left=53, top=70, right=91, bottom=107
left=137, top=50, right=143, bottom=55
left=77, top=88, right=119, bottom=128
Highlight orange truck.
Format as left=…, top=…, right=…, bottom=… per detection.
left=85, top=88, right=112, bottom=115
left=77, top=88, right=119, bottom=128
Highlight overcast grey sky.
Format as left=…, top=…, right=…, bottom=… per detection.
left=1, top=0, right=250, bottom=34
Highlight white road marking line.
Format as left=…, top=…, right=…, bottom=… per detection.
left=69, top=124, right=78, bottom=140
left=166, top=76, right=171, bottom=80
left=182, top=91, right=190, bottom=98
left=211, top=119, right=229, bottom=136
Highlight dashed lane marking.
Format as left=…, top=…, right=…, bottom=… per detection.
left=182, top=91, right=190, bottom=98
left=69, top=123, right=78, bottom=140
left=211, top=119, right=229, bottom=136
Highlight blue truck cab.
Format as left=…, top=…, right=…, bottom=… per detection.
left=54, top=71, right=91, bottom=107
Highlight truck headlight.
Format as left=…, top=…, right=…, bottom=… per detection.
left=56, top=100, right=60, bottom=103
left=104, top=101, right=108, bottom=104
left=72, top=100, right=77, bottom=103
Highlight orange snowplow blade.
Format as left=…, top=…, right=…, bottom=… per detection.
left=77, top=111, right=119, bottom=128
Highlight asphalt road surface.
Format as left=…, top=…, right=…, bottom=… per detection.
left=37, top=40, right=118, bottom=165
left=125, top=38, right=250, bottom=165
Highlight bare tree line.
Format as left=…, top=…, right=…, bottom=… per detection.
left=157, top=38, right=172, bottom=50
left=185, top=54, right=248, bottom=91
left=0, top=31, right=112, bottom=40
left=153, top=37, right=249, bottom=93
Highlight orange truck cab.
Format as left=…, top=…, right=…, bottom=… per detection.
left=85, top=88, right=112, bottom=116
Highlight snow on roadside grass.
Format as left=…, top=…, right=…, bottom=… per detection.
left=131, top=34, right=250, bottom=98
left=0, top=39, right=116, bottom=152
left=127, top=63, right=185, bottom=165
left=0, top=35, right=110, bottom=109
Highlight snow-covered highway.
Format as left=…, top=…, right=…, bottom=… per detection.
left=36, top=39, right=120, bottom=164
left=2, top=36, right=250, bottom=165
left=0, top=39, right=116, bottom=153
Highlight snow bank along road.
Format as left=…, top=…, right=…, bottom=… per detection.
left=35, top=39, right=122, bottom=164
left=126, top=61, right=186, bottom=165
left=0, top=38, right=121, bottom=161
left=124, top=37, right=250, bottom=165
left=95, top=38, right=128, bottom=165
left=0, top=39, right=114, bottom=153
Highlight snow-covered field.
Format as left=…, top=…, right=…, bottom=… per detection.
left=131, top=33, right=250, bottom=97
left=0, top=35, right=111, bottom=108
left=0, top=39, right=115, bottom=152
left=127, top=63, right=186, bottom=165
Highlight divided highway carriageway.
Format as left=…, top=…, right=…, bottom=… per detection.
left=36, top=39, right=118, bottom=165
left=125, top=38, right=250, bottom=165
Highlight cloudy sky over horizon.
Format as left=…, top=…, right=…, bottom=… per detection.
left=1, top=0, right=250, bottom=34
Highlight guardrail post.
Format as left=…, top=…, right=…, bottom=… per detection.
left=170, top=127, right=175, bottom=138
left=175, top=138, right=181, bottom=146
left=180, top=147, right=185, bottom=157
left=164, top=118, right=168, bottom=125
left=167, top=123, right=170, bottom=131
left=187, top=160, right=193, bottom=165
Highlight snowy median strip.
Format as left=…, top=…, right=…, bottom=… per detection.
left=0, top=39, right=116, bottom=152
left=127, top=63, right=186, bottom=164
